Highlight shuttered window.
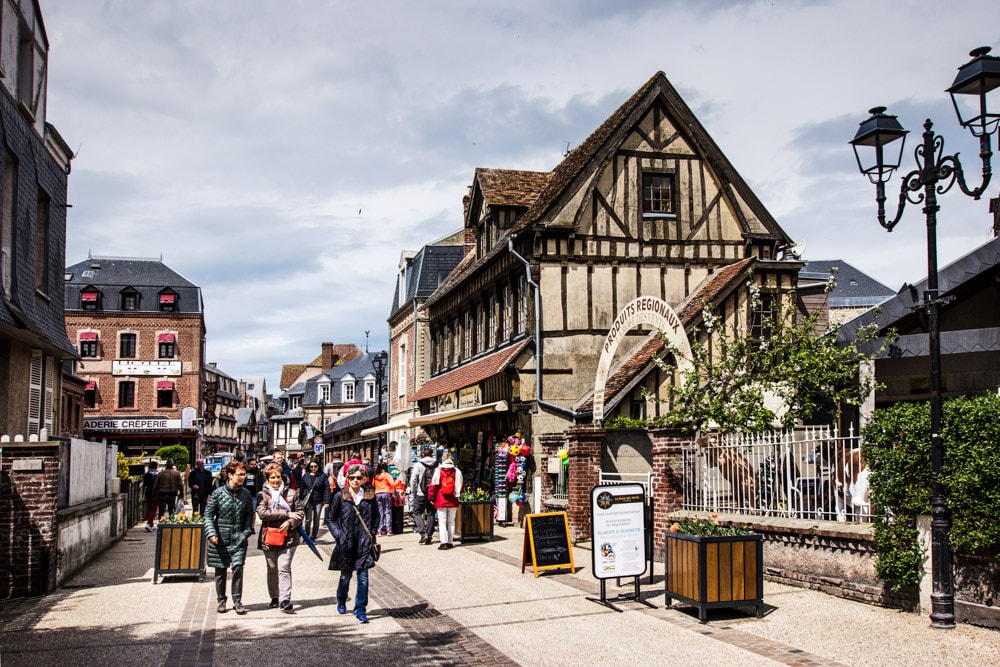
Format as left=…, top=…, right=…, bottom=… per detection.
left=28, top=350, right=42, bottom=436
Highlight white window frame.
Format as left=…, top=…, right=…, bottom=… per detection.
left=397, top=342, right=407, bottom=397
left=365, top=379, right=376, bottom=402
left=320, top=383, right=331, bottom=402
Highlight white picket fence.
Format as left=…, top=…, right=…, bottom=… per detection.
left=680, top=425, right=872, bottom=523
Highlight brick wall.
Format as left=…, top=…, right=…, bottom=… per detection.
left=649, top=428, right=687, bottom=557
left=0, top=442, right=61, bottom=597
left=564, top=426, right=604, bottom=541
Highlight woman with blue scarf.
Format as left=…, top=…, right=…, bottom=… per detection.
left=257, top=462, right=304, bottom=612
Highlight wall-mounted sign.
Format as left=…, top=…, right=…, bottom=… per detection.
left=458, top=386, right=482, bottom=408
left=203, top=381, right=217, bottom=423
left=431, top=391, right=457, bottom=413
left=112, top=360, right=182, bottom=376
left=84, top=417, right=183, bottom=431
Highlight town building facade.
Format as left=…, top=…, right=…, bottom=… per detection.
left=0, top=0, right=74, bottom=440
left=202, top=362, right=240, bottom=454
left=64, top=255, right=206, bottom=457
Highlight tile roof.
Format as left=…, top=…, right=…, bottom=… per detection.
left=280, top=364, right=309, bottom=390
left=476, top=168, right=551, bottom=208
left=575, top=258, right=755, bottom=413
left=412, top=339, right=531, bottom=402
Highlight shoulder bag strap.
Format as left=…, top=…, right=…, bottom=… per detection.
left=352, top=502, right=375, bottom=542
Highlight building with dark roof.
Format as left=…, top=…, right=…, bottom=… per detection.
left=799, top=259, right=895, bottom=327
left=64, top=255, right=206, bottom=456
left=0, top=0, right=74, bottom=440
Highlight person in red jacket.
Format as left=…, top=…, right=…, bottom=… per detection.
left=428, top=452, right=463, bottom=550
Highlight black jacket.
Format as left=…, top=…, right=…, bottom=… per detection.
left=299, top=471, right=330, bottom=506
left=327, top=485, right=378, bottom=573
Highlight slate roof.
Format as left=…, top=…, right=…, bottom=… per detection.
left=301, top=352, right=385, bottom=405
left=799, top=260, right=894, bottom=308
left=325, top=398, right=388, bottom=435
left=575, top=258, right=756, bottom=414
left=65, top=256, right=202, bottom=314
left=391, top=241, right=466, bottom=315
left=412, top=339, right=531, bottom=402
left=837, top=234, right=1000, bottom=356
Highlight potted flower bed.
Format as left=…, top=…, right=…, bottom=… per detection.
left=457, top=487, right=494, bottom=542
left=153, top=513, right=206, bottom=584
left=663, top=516, right=763, bottom=623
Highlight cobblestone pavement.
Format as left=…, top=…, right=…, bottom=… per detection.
left=1, top=523, right=998, bottom=666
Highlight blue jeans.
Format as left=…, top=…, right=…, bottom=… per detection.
left=337, top=568, right=369, bottom=617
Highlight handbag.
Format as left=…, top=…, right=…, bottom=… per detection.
left=263, top=526, right=288, bottom=547
left=352, top=503, right=381, bottom=562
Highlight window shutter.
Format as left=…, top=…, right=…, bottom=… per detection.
left=44, top=355, right=55, bottom=434
left=28, top=350, right=42, bottom=436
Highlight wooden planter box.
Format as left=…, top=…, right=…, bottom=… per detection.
left=457, top=501, right=494, bottom=542
left=664, top=531, right=763, bottom=622
left=153, top=523, right=206, bottom=583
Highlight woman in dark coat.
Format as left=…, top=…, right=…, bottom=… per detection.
left=204, top=461, right=254, bottom=614
left=327, top=463, right=379, bottom=623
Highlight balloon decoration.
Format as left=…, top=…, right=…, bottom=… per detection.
left=495, top=432, right=528, bottom=509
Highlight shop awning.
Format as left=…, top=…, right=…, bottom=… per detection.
left=81, top=292, right=98, bottom=302
left=158, top=333, right=175, bottom=343
left=359, top=417, right=413, bottom=437
left=79, top=332, right=98, bottom=341
left=156, top=381, right=174, bottom=391
left=84, top=381, right=96, bottom=390
left=159, top=293, right=176, bottom=304
left=408, top=400, right=509, bottom=427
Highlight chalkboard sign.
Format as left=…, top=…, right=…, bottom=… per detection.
left=521, top=512, right=575, bottom=577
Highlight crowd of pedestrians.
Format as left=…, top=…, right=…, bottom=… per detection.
left=141, top=445, right=467, bottom=621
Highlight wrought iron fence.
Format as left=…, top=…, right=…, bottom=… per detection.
left=680, top=425, right=871, bottom=523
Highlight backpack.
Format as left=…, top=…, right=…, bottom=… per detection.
left=439, top=468, right=456, bottom=497
left=419, top=460, right=438, bottom=495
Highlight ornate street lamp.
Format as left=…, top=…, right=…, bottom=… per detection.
left=372, top=351, right=388, bottom=454
left=850, top=46, right=1000, bottom=630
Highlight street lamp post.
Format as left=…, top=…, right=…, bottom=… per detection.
left=850, top=46, right=1000, bottom=630
left=372, top=351, right=388, bottom=458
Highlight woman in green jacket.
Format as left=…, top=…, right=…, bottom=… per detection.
left=204, top=461, right=254, bottom=614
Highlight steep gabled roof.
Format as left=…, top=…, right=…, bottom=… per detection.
left=280, top=364, right=309, bottom=390
left=575, top=258, right=756, bottom=414
left=476, top=168, right=551, bottom=208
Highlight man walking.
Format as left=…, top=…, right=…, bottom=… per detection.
left=409, top=446, right=438, bottom=544
left=152, top=459, right=183, bottom=519
left=187, top=459, right=213, bottom=516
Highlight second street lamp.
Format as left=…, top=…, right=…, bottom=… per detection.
left=850, top=46, right=1000, bottom=630
left=372, top=351, right=388, bottom=456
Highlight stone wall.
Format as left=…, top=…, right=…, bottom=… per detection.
left=56, top=497, right=119, bottom=584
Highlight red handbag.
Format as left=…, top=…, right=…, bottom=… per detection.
left=263, top=526, right=287, bottom=547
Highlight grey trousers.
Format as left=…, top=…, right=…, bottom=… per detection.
left=263, top=544, right=297, bottom=603
left=214, top=564, right=244, bottom=603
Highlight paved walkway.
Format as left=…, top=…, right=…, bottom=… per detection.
left=2, top=522, right=998, bottom=666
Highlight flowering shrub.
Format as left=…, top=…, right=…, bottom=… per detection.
left=668, top=514, right=748, bottom=537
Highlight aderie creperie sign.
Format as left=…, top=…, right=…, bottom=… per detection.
left=84, top=417, right=183, bottom=431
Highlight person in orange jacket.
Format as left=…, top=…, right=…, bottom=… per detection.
left=372, top=462, right=395, bottom=535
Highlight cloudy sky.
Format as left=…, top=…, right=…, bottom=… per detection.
left=43, top=0, right=1000, bottom=393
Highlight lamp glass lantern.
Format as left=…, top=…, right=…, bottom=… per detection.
left=850, top=106, right=908, bottom=184
left=947, top=46, right=1000, bottom=138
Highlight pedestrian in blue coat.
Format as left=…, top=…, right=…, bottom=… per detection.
left=327, top=463, right=379, bottom=623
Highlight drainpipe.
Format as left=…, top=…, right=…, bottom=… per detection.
left=508, top=234, right=578, bottom=424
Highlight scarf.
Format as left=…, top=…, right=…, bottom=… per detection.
left=267, top=483, right=290, bottom=511
left=350, top=486, right=366, bottom=505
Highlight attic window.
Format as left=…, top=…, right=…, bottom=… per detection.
left=159, top=293, right=176, bottom=311
left=642, top=173, right=675, bottom=217
left=81, top=290, right=101, bottom=309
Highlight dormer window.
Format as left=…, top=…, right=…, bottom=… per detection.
left=343, top=381, right=356, bottom=402
left=320, top=383, right=331, bottom=402
left=81, top=290, right=101, bottom=310
left=159, top=292, right=177, bottom=312
left=120, top=288, right=140, bottom=311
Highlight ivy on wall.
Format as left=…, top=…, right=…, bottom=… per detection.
left=862, top=394, right=1000, bottom=590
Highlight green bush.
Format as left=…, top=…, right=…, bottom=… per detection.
left=154, top=444, right=190, bottom=472
left=603, top=415, right=648, bottom=429
left=863, top=394, right=1000, bottom=590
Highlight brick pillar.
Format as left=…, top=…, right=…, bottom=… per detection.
left=565, top=426, right=605, bottom=542
left=650, top=428, right=689, bottom=559
left=0, top=443, right=60, bottom=597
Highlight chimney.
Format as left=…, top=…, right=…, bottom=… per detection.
left=991, top=197, right=999, bottom=237
left=321, top=342, right=334, bottom=371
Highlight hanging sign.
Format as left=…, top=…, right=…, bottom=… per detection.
left=521, top=512, right=574, bottom=577
left=591, top=483, right=647, bottom=579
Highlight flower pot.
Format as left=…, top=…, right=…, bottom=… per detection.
left=664, top=531, right=763, bottom=622
left=153, top=523, right=206, bottom=584
left=458, top=501, right=494, bottom=542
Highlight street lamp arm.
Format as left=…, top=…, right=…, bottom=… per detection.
left=942, top=134, right=993, bottom=200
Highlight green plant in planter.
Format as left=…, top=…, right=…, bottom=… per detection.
left=604, top=415, right=648, bottom=429
left=460, top=487, right=491, bottom=503
left=669, top=515, right=748, bottom=537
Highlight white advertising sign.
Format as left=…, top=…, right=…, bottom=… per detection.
left=84, top=417, right=183, bottom=431
left=112, top=360, right=183, bottom=376
left=591, top=483, right=647, bottom=579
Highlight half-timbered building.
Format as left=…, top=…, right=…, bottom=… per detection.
left=411, top=72, right=801, bottom=505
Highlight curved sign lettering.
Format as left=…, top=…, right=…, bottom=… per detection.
left=593, top=296, right=692, bottom=424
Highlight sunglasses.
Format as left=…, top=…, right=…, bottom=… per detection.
left=348, top=475, right=365, bottom=480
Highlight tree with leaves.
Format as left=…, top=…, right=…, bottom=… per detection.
left=651, top=271, right=892, bottom=435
